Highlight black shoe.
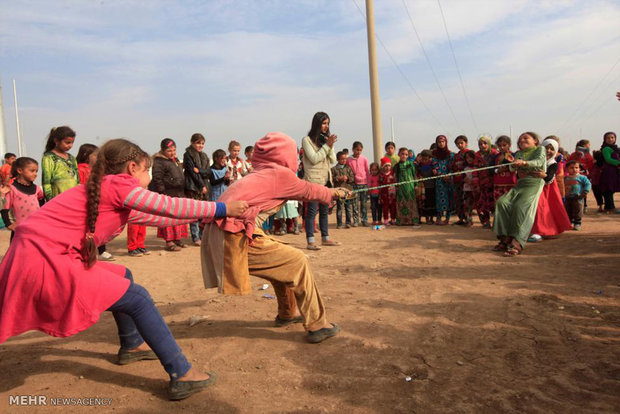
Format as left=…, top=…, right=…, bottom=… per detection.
left=307, top=323, right=340, bottom=343
left=116, top=348, right=158, bottom=365
left=138, top=247, right=151, bottom=255
left=275, top=315, right=304, bottom=327
left=168, top=372, right=217, bottom=401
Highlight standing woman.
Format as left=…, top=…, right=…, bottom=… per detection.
left=151, top=138, right=188, bottom=251
left=302, top=112, right=340, bottom=250
left=431, top=135, right=455, bottom=225
left=598, top=131, right=620, bottom=212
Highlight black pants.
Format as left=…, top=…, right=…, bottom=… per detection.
left=565, top=197, right=584, bottom=224
left=592, top=185, right=603, bottom=206
left=602, top=191, right=616, bottom=211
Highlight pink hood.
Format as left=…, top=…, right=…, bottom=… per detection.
left=213, top=132, right=331, bottom=238
left=252, top=132, right=298, bottom=173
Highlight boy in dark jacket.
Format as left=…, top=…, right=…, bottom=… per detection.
left=331, top=151, right=355, bottom=228
left=183, top=133, right=211, bottom=245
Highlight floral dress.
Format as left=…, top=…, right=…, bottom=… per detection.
left=431, top=152, right=455, bottom=217
left=393, top=161, right=419, bottom=225
left=41, top=152, right=80, bottom=201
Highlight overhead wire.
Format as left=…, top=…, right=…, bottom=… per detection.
left=350, top=0, right=450, bottom=135
left=401, top=0, right=462, bottom=132
left=436, top=0, right=479, bottom=134
left=571, top=69, right=620, bottom=130
left=559, top=56, right=620, bottom=130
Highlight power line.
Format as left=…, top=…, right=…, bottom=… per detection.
left=436, top=0, right=479, bottom=134
left=401, top=0, right=462, bottom=131
left=351, top=0, right=449, bottom=134
left=560, top=56, right=620, bottom=130
left=571, top=69, right=620, bottom=130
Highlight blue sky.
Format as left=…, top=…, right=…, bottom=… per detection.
left=1, top=0, right=619, bottom=160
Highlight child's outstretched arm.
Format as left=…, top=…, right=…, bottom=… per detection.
left=123, top=187, right=247, bottom=225
left=128, top=211, right=197, bottom=227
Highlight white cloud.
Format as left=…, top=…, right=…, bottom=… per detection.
left=1, top=0, right=619, bottom=159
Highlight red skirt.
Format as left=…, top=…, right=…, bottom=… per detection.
left=530, top=180, right=572, bottom=237
left=157, top=224, right=188, bottom=241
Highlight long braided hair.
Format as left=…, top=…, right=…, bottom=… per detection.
left=82, top=139, right=150, bottom=268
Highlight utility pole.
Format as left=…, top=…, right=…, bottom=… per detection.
left=365, top=0, right=383, bottom=163
left=0, top=79, right=7, bottom=157
left=12, top=79, right=23, bottom=156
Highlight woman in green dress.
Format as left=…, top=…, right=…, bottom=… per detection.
left=41, top=126, right=79, bottom=201
left=493, top=132, right=546, bottom=256
left=393, top=147, right=420, bottom=226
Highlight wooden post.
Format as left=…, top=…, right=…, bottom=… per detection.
left=365, top=0, right=383, bottom=163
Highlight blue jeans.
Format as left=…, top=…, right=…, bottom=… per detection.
left=108, top=269, right=191, bottom=380
left=336, top=198, right=353, bottom=226
left=305, top=201, right=329, bottom=243
left=189, top=221, right=202, bottom=242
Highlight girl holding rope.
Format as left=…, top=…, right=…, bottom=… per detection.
left=493, top=132, right=546, bottom=256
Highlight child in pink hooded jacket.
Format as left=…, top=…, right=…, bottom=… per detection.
left=201, top=132, right=348, bottom=343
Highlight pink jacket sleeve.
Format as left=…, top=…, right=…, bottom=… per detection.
left=276, top=169, right=332, bottom=204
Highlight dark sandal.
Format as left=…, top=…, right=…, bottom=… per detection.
left=117, top=348, right=158, bottom=365
left=168, top=372, right=217, bottom=401
left=504, top=244, right=522, bottom=257
left=307, top=323, right=340, bottom=343
left=275, top=315, right=304, bottom=327
left=493, top=241, right=508, bottom=251
left=165, top=243, right=182, bottom=252
left=174, top=241, right=187, bottom=248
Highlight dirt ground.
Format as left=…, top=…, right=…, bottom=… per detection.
left=0, top=196, right=619, bottom=413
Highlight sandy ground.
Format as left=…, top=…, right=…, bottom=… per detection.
left=0, top=196, right=619, bottom=413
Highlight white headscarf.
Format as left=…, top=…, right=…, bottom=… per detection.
left=541, top=138, right=558, bottom=167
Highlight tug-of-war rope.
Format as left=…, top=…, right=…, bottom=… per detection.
left=347, top=162, right=517, bottom=196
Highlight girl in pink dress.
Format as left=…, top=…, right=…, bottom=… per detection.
left=0, top=139, right=248, bottom=400
left=0, top=157, right=44, bottom=241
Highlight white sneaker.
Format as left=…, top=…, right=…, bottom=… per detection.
left=99, top=251, right=115, bottom=261
left=527, top=234, right=542, bottom=242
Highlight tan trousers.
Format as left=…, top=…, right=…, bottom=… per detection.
left=248, top=235, right=327, bottom=332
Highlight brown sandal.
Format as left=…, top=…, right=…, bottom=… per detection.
left=322, top=240, right=341, bottom=246
left=493, top=241, right=508, bottom=251
left=504, top=243, right=522, bottom=257
left=165, top=243, right=181, bottom=252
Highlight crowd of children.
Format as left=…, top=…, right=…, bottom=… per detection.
left=0, top=122, right=617, bottom=401
left=0, top=129, right=616, bottom=256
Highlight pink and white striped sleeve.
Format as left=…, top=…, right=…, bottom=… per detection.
left=127, top=210, right=196, bottom=226
left=123, top=187, right=221, bottom=222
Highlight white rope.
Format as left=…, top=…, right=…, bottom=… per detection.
left=350, top=162, right=515, bottom=194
